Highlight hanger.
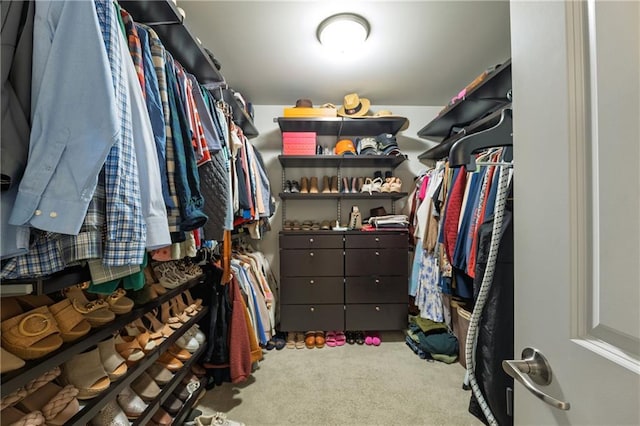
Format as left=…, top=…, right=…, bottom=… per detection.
left=449, top=107, right=513, bottom=172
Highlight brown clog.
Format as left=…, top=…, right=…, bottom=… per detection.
left=304, top=331, right=316, bottom=349
left=315, top=331, right=326, bottom=348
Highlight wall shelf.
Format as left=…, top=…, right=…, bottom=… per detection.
left=418, top=59, right=512, bottom=142
left=278, top=155, right=406, bottom=168
left=119, top=1, right=259, bottom=138
left=279, top=192, right=408, bottom=201
left=277, top=117, right=409, bottom=137
left=119, top=1, right=224, bottom=86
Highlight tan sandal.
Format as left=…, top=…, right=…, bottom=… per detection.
left=160, top=302, right=183, bottom=330
left=0, top=347, right=25, bottom=374
left=0, top=406, right=46, bottom=426
left=1, top=305, right=63, bottom=360
left=100, top=288, right=134, bottom=315
left=13, top=295, right=91, bottom=343
left=144, top=310, right=174, bottom=338
left=63, top=283, right=115, bottom=327
left=184, top=289, right=203, bottom=311
left=1, top=367, right=62, bottom=411
left=122, top=323, right=157, bottom=354
left=59, top=348, right=110, bottom=399
left=97, top=337, right=128, bottom=381
left=16, top=382, right=80, bottom=426
left=114, top=333, right=145, bottom=366
left=389, top=177, right=402, bottom=192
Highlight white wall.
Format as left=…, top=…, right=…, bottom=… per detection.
left=246, top=104, right=442, bottom=287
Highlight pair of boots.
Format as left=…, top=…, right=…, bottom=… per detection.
left=299, top=176, right=338, bottom=194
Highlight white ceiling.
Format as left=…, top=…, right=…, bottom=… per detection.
left=179, top=1, right=511, bottom=107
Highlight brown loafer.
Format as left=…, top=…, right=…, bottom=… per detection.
left=315, top=331, right=326, bottom=348
left=304, top=331, right=316, bottom=349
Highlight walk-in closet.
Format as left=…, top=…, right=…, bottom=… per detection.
left=1, top=1, right=638, bottom=425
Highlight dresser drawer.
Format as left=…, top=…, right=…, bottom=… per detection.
left=345, top=276, right=407, bottom=303
left=280, top=304, right=344, bottom=331
left=345, top=233, right=408, bottom=249
left=280, top=277, right=344, bottom=304
left=280, top=249, right=344, bottom=277
left=345, top=304, right=407, bottom=331
left=345, top=249, right=408, bottom=276
left=280, top=234, right=343, bottom=249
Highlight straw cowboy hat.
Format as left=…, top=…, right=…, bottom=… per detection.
left=337, top=93, right=370, bottom=117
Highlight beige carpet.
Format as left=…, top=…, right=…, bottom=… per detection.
left=195, top=331, right=484, bottom=425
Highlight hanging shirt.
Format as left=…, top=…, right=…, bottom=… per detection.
left=9, top=0, right=118, bottom=236
left=136, top=24, right=171, bottom=209
left=95, top=0, right=146, bottom=266
left=1, top=0, right=34, bottom=259
left=147, top=26, right=181, bottom=235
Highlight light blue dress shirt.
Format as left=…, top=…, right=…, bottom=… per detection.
left=9, top=0, right=119, bottom=235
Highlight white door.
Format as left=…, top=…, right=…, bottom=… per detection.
left=509, top=1, right=640, bottom=424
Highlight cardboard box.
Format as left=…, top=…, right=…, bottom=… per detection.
left=282, top=132, right=317, bottom=155
left=283, top=107, right=337, bottom=118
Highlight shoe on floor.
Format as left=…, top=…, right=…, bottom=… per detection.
left=285, top=332, right=296, bottom=349
left=195, top=412, right=245, bottom=426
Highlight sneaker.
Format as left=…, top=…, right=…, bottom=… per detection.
left=195, top=412, right=245, bottom=426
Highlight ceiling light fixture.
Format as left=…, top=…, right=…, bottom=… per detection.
left=317, top=13, right=370, bottom=54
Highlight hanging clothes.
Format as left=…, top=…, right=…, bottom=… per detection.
left=1, top=0, right=34, bottom=260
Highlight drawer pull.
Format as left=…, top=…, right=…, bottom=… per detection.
left=309, top=280, right=315, bottom=284
left=309, top=238, right=314, bottom=243
left=375, top=306, right=381, bottom=311
left=375, top=237, right=380, bottom=242
left=309, top=252, right=314, bottom=257
left=375, top=251, right=380, bottom=256
left=310, top=307, right=315, bottom=312
left=375, top=279, right=380, bottom=284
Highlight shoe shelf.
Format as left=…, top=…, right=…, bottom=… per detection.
left=277, top=117, right=408, bottom=137
left=0, top=264, right=92, bottom=297
left=417, top=58, right=511, bottom=143
left=171, top=375, right=208, bottom=425
left=68, top=307, right=208, bottom=426
left=279, top=192, right=408, bottom=201
left=0, top=274, right=205, bottom=398
left=131, top=343, right=206, bottom=426
left=278, top=155, right=406, bottom=168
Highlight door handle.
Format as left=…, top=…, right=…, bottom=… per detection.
left=502, top=347, right=571, bottom=410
